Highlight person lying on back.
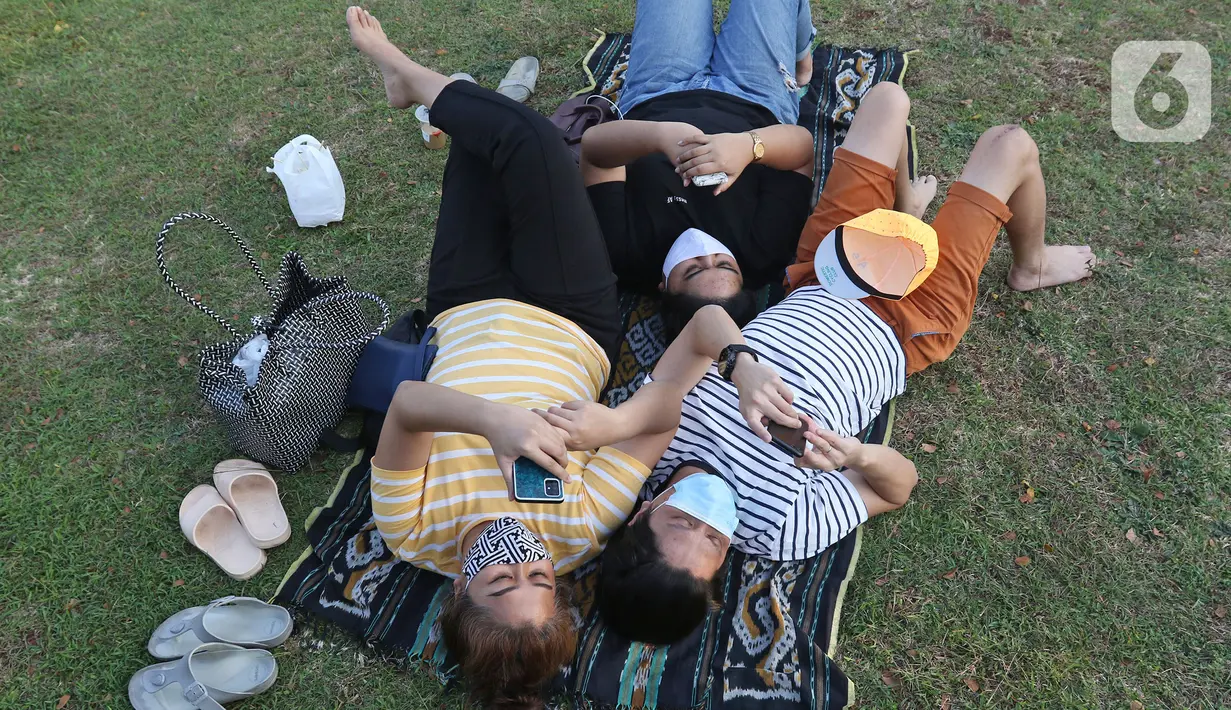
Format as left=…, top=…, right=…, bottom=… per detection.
left=578, top=81, right=1096, bottom=644
left=580, top=0, right=819, bottom=335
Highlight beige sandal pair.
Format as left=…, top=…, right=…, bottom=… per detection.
left=179, top=461, right=290, bottom=580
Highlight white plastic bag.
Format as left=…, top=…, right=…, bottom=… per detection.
left=266, top=135, right=346, bottom=227
left=231, top=333, right=270, bottom=387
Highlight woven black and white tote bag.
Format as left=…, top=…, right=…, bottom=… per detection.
left=156, top=212, right=389, bottom=471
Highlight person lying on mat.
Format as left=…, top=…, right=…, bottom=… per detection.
left=583, top=82, right=1096, bottom=645
left=345, top=8, right=739, bottom=708
left=579, top=0, right=819, bottom=335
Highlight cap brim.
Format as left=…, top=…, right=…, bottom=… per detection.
left=813, top=229, right=873, bottom=300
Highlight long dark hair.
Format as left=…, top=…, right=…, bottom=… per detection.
left=440, top=584, right=577, bottom=709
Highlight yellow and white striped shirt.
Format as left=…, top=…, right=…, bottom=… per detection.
left=371, top=299, right=651, bottom=578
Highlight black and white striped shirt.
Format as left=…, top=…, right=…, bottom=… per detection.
left=652, top=287, right=906, bottom=560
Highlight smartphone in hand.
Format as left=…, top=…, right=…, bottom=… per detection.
left=766, top=421, right=807, bottom=458
left=512, top=457, right=566, bottom=504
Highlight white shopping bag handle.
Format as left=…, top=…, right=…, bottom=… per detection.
left=265, top=135, right=326, bottom=173
left=288, top=134, right=322, bottom=149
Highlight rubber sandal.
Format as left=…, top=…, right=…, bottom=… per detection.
left=179, top=485, right=266, bottom=581
left=147, top=596, right=293, bottom=660
left=497, top=56, right=539, bottom=103
left=129, top=642, right=277, bottom=709
left=212, top=460, right=290, bottom=550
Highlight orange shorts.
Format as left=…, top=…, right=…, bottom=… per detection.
left=785, top=148, right=1014, bottom=375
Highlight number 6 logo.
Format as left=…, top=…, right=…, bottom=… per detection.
left=1112, top=41, right=1211, bottom=143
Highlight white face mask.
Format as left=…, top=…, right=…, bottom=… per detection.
left=662, top=228, right=735, bottom=282
left=650, top=473, right=739, bottom=541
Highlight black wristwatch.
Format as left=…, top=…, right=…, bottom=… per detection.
left=718, top=344, right=759, bottom=382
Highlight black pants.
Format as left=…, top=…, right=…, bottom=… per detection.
left=424, top=81, right=620, bottom=360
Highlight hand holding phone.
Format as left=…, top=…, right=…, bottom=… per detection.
left=766, top=421, right=807, bottom=458
left=792, top=414, right=865, bottom=471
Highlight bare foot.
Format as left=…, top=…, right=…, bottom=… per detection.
left=346, top=6, right=418, bottom=109
left=1007, top=245, right=1096, bottom=291
left=796, top=54, right=813, bottom=87
left=895, top=175, right=938, bottom=219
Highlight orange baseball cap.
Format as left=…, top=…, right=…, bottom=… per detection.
left=811, top=209, right=939, bottom=300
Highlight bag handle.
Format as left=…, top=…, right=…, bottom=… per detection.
left=156, top=212, right=276, bottom=338
left=287, top=134, right=323, bottom=149
left=279, top=290, right=391, bottom=351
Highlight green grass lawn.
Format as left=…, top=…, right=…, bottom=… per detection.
left=2, top=0, right=1228, bottom=707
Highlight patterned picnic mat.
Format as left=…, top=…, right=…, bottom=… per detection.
left=275, top=34, right=911, bottom=710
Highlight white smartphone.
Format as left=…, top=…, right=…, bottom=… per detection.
left=692, top=171, right=729, bottom=187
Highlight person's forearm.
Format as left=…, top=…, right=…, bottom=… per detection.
left=751, top=124, right=814, bottom=171
left=682, top=304, right=747, bottom=363
left=602, top=306, right=747, bottom=447
left=581, top=120, right=672, bottom=169
left=375, top=381, right=501, bottom=471
left=849, top=444, right=918, bottom=505
left=387, top=380, right=498, bottom=436
left=651, top=305, right=746, bottom=392
left=604, top=381, right=683, bottom=443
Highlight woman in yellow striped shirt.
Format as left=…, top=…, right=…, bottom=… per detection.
left=347, top=9, right=730, bottom=709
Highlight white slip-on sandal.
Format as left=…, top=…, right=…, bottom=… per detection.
left=179, top=485, right=266, bottom=581
left=212, top=460, right=290, bottom=550
left=496, top=56, right=539, bottom=103
left=147, top=596, right=293, bottom=660
left=129, top=642, right=277, bottom=709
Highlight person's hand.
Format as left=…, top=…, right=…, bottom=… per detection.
left=794, top=413, right=865, bottom=471
left=484, top=405, right=571, bottom=500
left=655, top=122, right=702, bottom=160
left=729, top=355, right=800, bottom=442
left=673, top=132, right=756, bottom=195
left=534, top=401, right=622, bottom=452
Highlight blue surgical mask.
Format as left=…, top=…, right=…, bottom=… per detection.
left=651, top=473, right=739, bottom=540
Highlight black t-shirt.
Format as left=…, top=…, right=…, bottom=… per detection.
left=587, top=90, right=813, bottom=294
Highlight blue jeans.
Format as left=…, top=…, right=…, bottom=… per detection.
left=618, top=0, right=816, bottom=126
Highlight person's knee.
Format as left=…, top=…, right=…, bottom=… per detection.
left=863, top=82, right=910, bottom=117
left=891, top=465, right=920, bottom=507
left=874, top=463, right=919, bottom=511
left=975, top=124, right=1038, bottom=170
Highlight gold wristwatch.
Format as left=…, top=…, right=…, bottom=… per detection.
left=749, top=131, right=766, bottom=162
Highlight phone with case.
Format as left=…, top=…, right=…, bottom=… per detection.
left=512, top=457, right=565, bottom=504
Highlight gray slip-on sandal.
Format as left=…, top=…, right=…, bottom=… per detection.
left=148, top=597, right=292, bottom=660
left=497, top=56, right=539, bottom=103
left=128, top=642, right=276, bottom=709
